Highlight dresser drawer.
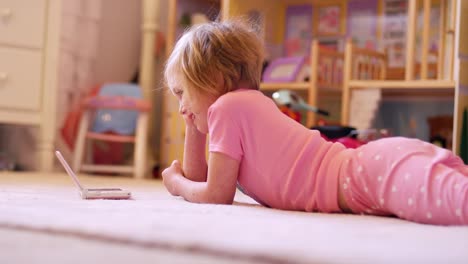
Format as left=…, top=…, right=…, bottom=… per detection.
left=0, top=46, right=42, bottom=110
left=0, top=0, right=46, bottom=48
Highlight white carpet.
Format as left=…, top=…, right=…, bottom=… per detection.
left=1, top=172, right=468, bottom=264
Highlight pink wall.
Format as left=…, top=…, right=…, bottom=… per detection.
left=58, top=0, right=142, bottom=126
left=94, top=0, right=142, bottom=84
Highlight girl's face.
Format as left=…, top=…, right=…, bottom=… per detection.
left=171, top=85, right=216, bottom=134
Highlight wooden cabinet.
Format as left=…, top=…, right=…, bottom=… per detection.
left=0, top=48, right=42, bottom=110
left=0, top=0, right=46, bottom=48
left=0, top=0, right=61, bottom=170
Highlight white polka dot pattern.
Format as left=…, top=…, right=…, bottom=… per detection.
left=408, top=198, right=413, bottom=206
left=338, top=137, right=468, bottom=225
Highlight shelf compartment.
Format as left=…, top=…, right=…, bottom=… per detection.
left=260, top=82, right=309, bottom=91
left=348, top=80, right=455, bottom=89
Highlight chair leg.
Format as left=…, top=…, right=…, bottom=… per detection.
left=134, top=112, right=149, bottom=179
left=85, top=138, right=93, bottom=164
left=73, top=111, right=90, bottom=173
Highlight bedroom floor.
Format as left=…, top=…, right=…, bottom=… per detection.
left=1, top=172, right=467, bottom=264
left=0, top=172, right=268, bottom=264
left=0, top=228, right=252, bottom=264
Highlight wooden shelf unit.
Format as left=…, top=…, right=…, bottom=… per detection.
left=337, top=0, right=468, bottom=156
left=348, top=80, right=456, bottom=89
left=160, top=0, right=468, bottom=163
left=260, top=82, right=309, bottom=91
left=260, top=39, right=349, bottom=127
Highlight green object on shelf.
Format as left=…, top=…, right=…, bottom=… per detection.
left=460, top=107, right=468, bottom=163
left=179, top=13, right=191, bottom=28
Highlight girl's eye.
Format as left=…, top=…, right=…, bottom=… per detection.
left=174, top=90, right=183, bottom=96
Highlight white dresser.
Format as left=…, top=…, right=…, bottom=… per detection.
left=0, top=0, right=61, bottom=171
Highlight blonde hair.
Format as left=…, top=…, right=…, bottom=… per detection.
left=164, top=20, right=264, bottom=98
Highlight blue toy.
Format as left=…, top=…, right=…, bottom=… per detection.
left=92, top=83, right=143, bottom=135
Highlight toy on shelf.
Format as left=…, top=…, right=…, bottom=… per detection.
left=272, top=90, right=329, bottom=116
left=349, top=88, right=381, bottom=132
left=284, top=4, right=313, bottom=57
left=272, top=89, right=388, bottom=149
left=262, top=56, right=308, bottom=82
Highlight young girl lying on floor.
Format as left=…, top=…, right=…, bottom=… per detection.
left=161, top=20, right=467, bottom=225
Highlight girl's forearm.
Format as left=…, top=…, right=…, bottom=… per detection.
left=183, top=126, right=208, bottom=182
left=174, top=174, right=233, bottom=204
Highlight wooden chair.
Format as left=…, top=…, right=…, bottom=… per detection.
left=72, top=94, right=151, bottom=179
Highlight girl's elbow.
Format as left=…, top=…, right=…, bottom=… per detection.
left=182, top=171, right=205, bottom=182
left=204, top=192, right=234, bottom=205
left=216, top=196, right=234, bottom=205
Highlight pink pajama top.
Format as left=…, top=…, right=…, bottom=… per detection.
left=208, top=89, right=348, bottom=212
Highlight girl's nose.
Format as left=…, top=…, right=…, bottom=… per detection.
left=179, top=104, right=187, bottom=115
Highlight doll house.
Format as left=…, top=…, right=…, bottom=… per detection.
left=159, top=0, right=468, bottom=168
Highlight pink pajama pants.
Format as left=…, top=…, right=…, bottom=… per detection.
left=339, top=137, right=468, bottom=225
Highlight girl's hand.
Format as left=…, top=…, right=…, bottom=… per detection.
left=160, top=153, right=239, bottom=204
left=161, top=160, right=184, bottom=196
left=179, top=103, right=195, bottom=127
left=182, top=112, right=196, bottom=127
